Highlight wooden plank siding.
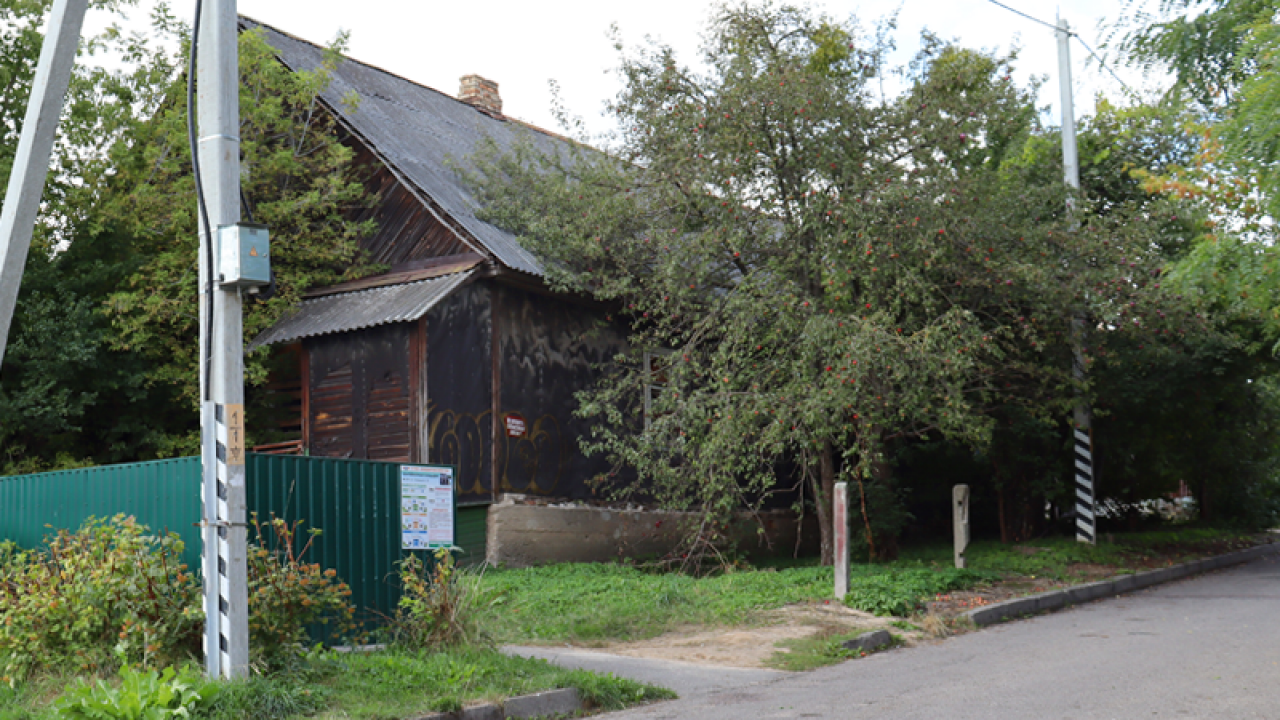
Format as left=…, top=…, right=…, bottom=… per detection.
left=310, top=362, right=355, bottom=458
left=305, top=324, right=413, bottom=462
left=344, top=136, right=481, bottom=268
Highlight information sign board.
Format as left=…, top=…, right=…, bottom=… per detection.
left=400, top=464, right=456, bottom=549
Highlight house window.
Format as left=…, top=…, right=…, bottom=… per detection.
left=643, top=350, right=671, bottom=430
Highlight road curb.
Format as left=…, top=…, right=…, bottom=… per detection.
left=963, top=538, right=1280, bottom=627
left=412, top=688, right=581, bottom=720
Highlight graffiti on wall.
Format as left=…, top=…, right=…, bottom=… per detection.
left=427, top=405, right=567, bottom=498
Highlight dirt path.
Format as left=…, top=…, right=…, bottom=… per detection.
left=596, top=604, right=917, bottom=669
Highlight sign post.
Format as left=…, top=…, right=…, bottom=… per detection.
left=833, top=481, right=849, bottom=600
left=953, top=484, right=970, bottom=569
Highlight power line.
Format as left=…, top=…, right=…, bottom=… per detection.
left=980, top=0, right=1135, bottom=95
left=982, top=0, right=1060, bottom=33
left=1074, top=36, right=1136, bottom=95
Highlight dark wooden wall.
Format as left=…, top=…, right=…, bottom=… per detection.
left=346, top=136, right=479, bottom=267
left=495, top=284, right=628, bottom=500
left=297, top=279, right=628, bottom=503
left=305, top=324, right=414, bottom=461
left=424, top=282, right=494, bottom=503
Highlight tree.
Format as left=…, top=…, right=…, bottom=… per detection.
left=0, top=0, right=191, bottom=472
left=98, top=26, right=380, bottom=453
left=2, top=9, right=380, bottom=469
left=471, top=2, right=1200, bottom=563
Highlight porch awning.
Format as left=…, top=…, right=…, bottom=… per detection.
left=248, top=267, right=475, bottom=350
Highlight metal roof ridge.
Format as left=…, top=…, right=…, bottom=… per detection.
left=238, top=15, right=568, bottom=141
left=304, top=256, right=485, bottom=298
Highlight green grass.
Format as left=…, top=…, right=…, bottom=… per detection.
left=476, top=562, right=996, bottom=644
left=308, top=646, right=672, bottom=718
left=897, top=528, right=1258, bottom=581
left=765, top=629, right=897, bottom=672
left=0, top=671, right=72, bottom=720
left=0, top=649, right=673, bottom=720
left=477, top=528, right=1267, bottom=645
left=477, top=563, right=837, bottom=644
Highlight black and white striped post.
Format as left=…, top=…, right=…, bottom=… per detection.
left=1073, top=390, right=1096, bottom=544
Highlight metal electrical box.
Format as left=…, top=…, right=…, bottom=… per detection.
left=217, top=224, right=271, bottom=288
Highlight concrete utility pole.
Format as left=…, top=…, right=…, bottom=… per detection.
left=0, top=0, right=88, bottom=369
left=197, top=0, right=250, bottom=678
left=1057, top=17, right=1096, bottom=545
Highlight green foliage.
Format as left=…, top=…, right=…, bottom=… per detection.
left=470, top=1, right=1212, bottom=560
left=102, top=27, right=381, bottom=439
left=842, top=569, right=987, bottom=617
left=0, top=2, right=191, bottom=471
left=2, top=5, right=380, bottom=470
left=1110, top=0, right=1275, bottom=113
left=0, top=516, right=201, bottom=684
left=245, top=516, right=358, bottom=670
left=53, top=665, right=216, bottom=720
left=392, top=550, right=488, bottom=650
left=2, top=8, right=381, bottom=469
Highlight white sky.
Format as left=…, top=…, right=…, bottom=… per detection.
left=85, top=0, right=1163, bottom=139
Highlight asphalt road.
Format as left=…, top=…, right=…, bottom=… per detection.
left=597, top=552, right=1280, bottom=719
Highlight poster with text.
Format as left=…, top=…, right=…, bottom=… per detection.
left=400, top=464, right=455, bottom=550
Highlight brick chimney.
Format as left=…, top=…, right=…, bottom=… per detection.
left=459, top=75, right=502, bottom=115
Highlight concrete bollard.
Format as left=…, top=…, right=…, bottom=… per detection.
left=834, top=481, right=849, bottom=600
left=954, top=484, right=970, bottom=569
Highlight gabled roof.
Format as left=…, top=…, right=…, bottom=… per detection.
left=245, top=17, right=575, bottom=278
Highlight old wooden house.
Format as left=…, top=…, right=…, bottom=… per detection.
left=247, top=20, right=627, bottom=507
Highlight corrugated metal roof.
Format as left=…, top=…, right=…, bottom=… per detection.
left=245, top=18, right=579, bottom=278
left=249, top=268, right=475, bottom=349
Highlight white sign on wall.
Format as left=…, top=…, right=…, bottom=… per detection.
left=400, top=464, right=456, bottom=550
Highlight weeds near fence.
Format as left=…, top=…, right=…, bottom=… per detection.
left=392, top=549, right=489, bottom=650
left=247, top=514, right=361, bottom=670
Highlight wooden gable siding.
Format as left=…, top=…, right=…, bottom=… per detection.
left=345, top=136, right=480, bottom=268
left=305, top=324, right=414, bottom=462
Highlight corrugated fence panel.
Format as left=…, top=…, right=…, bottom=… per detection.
left=0, top=458, right=203, bottom=570
left=2, top=455, right=492, bottom=640
left=245, top=454, right=408, bottom=632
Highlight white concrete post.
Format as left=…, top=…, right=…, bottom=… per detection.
left=197, top=0, right=249, bottom=678
left=834, top=481, right=849, bottom=599
left=953, top=484, right=970, bottom=569
left=0, top=0, right=88, bottom=368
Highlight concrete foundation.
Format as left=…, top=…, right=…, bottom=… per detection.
left=485, top=495, right=817, bottom=567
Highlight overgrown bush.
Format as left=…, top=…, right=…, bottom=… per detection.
left=0, top=516, right=202, bottom=684
left=247, top=516, right=359, bottom=669
left=392, top=549, right=487, bottom=650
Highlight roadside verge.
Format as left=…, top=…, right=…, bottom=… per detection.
left=962, top=538, right=1280, bottom=627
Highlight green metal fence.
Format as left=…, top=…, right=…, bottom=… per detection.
left=245, top=454, right=403, bottom=631
left=0, top=454, right=490, bottom=637
left=0, top=457, right=203, bottom=569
